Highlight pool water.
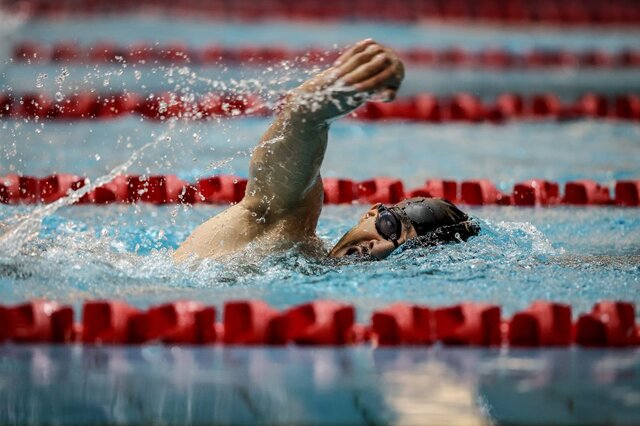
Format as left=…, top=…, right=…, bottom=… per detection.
left=1, top=117, right=638, bottom=318
left=1, top=12, right=639, bottom=425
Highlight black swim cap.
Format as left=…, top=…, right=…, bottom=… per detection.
left=392, top=197, right=480, bottom=246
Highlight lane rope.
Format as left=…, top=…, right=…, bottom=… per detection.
left=0, top=299, right=637, bottom=347
left=5, top=0, right=640, bottom=26
left=1, top=92, right=639, bottom=122
left=2, top=175, right=639, bottom=206
left=13, top=41, right=640, bottom=69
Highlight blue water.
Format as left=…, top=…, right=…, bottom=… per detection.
left=1, top=13, right=639, bottom=425
left=1, top=15, right=639, bottom=318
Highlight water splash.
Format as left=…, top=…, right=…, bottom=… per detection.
left=0, top=139, right=157, bottom=256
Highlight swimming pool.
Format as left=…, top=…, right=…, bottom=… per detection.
left=1, top=11, right=639, bottom=425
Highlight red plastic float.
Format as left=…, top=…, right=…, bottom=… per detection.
left=3, top=91, right=640, bottom=123
left=284, top=301, right=355, bottom=345
left=3, top=174, right=640, bottom=208
left=371, top=303, right=432, bottom=345
left=460, top=179, right=501, bottom=205
left=20, top=93, right=55, bottom=119
left=323, top=178, right=357, bottom=204
left=82, top=300, right=141, bottom=344
left=96, top=93, right=141, bottom=118
left=357, top=177, right=405, bottom=204
left=508, top=302, right=572, bottom=346
left=0, top=300, right=71, bottom=343
left=445, top=93, right=484, bottom=122
left=615, top=180, right=640, bottom=206
left=223, top=300, right=283, bottom=345
left=575, top=302, right=637, bottom=347
left=408, top=179, right=458, bottom=201
left=144, top=301, right=207, bottom=344
left=14, top=40, right=640, bottom=70
left=88, top=42, right=122, bottom=62
left=0, top=94, right=13, bottom=118
left=40, top=174, right=85, bottom=203
left=85, top=175, right=129, bottom=204
left=126, top=175, right=189, bottom=204
left=433, top=303, right=502, bottom=346
left=0, top=174, right=20, bottom=204
left=615, top=94, right=640, bottom=120
left=530, top=93, right=562, bottom=117
left=6, top=1, right=640, bottom=25
left=487, top=93, right=524, bottom=121
left=512, top=179, right=560, bottom=206
left=576, top=93, right=609, bottom=117
left=563, top=180, right=611, bottom=205
left=1, top=299, right=638, bottom=347
left=197, top=175, right=247, bottom=204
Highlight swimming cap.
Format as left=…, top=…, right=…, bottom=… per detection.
left=392, top=197, right=479, bottom=245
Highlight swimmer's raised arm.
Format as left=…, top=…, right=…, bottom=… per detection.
left=241, top=39, right=405, bottom=219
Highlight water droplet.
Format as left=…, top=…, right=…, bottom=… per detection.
left=95, top=154, right=101, bottom=161
left=35, top=73, right=47, bottom=88
left=134, top=70, right=142, bottom=80
left=54, top=92, right=64, bottom=102
left=55, top=67, right=69, bottom=85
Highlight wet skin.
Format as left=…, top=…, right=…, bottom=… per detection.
left=174, top=39, right=405, bottom=262
left=329, top=203, right=418, bottom=260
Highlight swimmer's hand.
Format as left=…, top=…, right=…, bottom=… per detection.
left=291, top=39, right=405, bottom=122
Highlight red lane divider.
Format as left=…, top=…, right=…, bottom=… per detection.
left=13, top=41, right=640, bottom=70
left=1, top=299, right=637, bottom=347
left=3, top=174, right=639, bottom=207
left=8, top=0, right=640, bottom=25
left=1, top=92, right=640, bottom=123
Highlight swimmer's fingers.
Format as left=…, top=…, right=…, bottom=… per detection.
left=351, top=63, right=398, bottom=92
left=339, top=52, right=391, bottom=87
left=334, top=44, right=386, bottom=79
left=333, top=39, right=376, bottom=66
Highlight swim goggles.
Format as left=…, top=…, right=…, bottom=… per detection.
left=375, top=204, right=402, bottom=248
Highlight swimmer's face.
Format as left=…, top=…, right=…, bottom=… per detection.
left=329, top=203, right=417, bottom=260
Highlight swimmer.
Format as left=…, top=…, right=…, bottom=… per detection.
left=174, top=39, right=478, bottom=262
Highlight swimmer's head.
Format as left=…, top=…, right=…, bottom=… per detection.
left=329, top=197, right=479, bottom=260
